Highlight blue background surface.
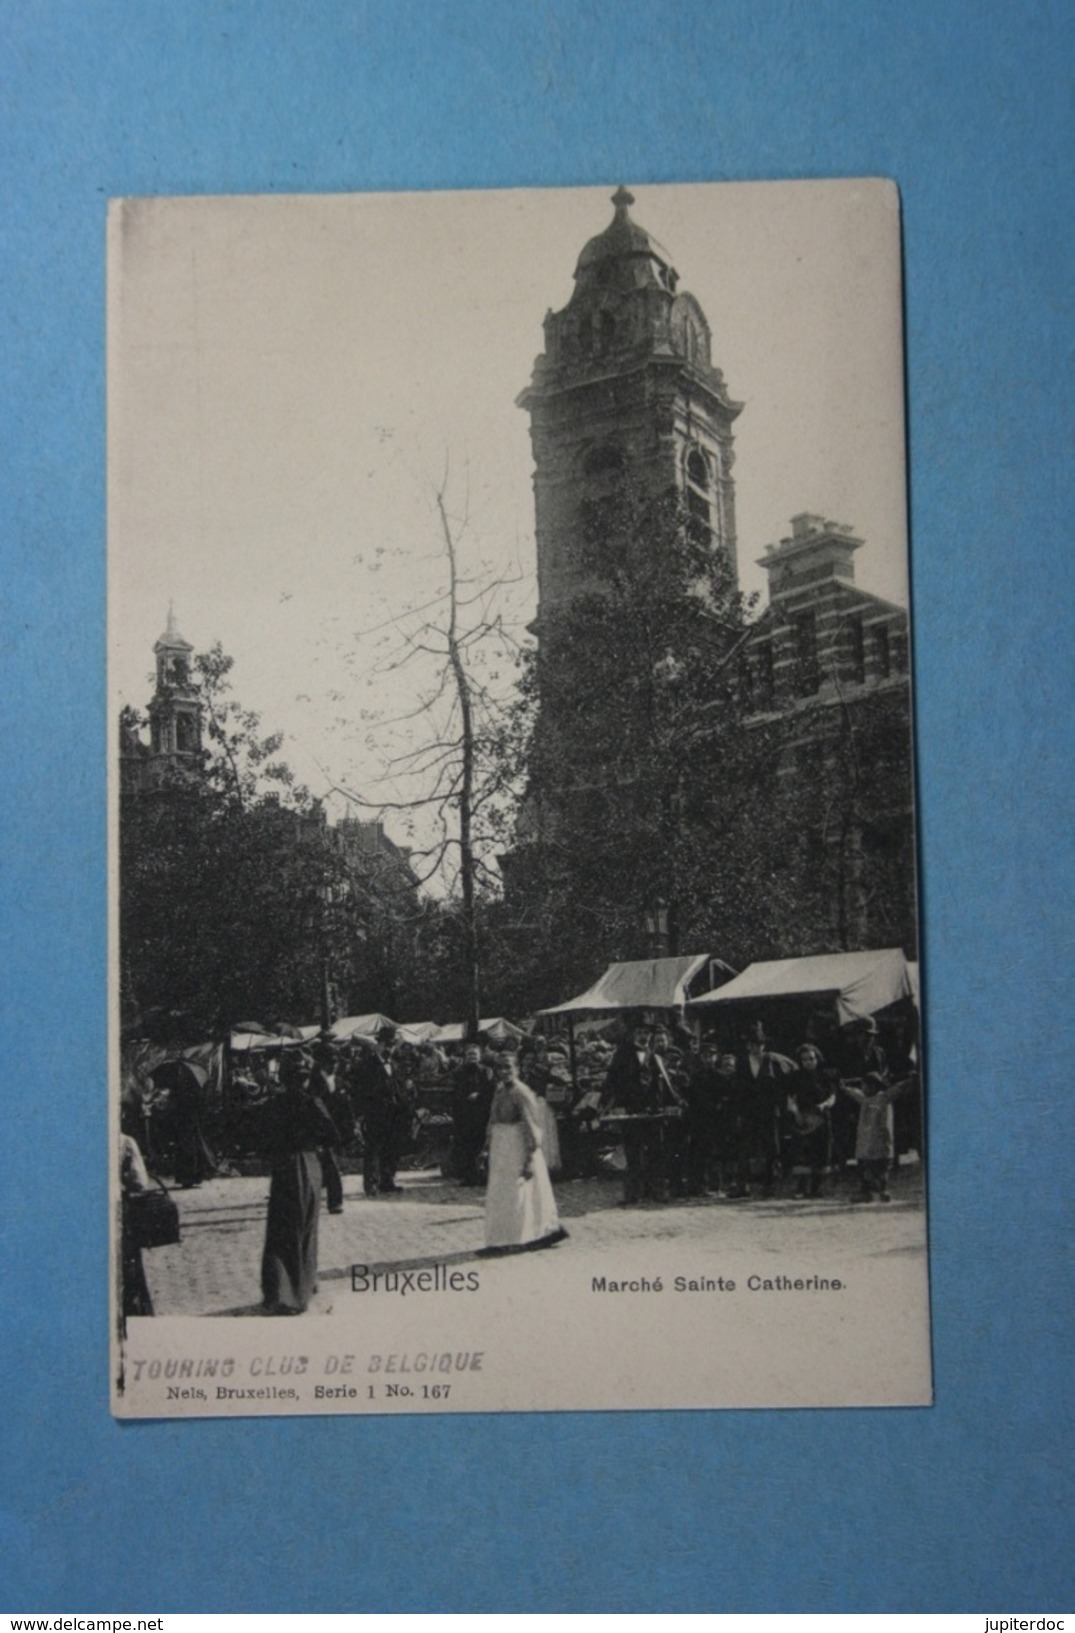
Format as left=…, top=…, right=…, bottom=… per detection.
left=1, top=0, right=1071, bottom=1612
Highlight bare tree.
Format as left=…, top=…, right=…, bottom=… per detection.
left=324, top=468, right=528, bottom=1037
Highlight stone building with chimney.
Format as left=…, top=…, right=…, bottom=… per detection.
left=742, top=512, right=910, bottom=718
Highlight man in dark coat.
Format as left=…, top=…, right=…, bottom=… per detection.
left=730, top=1020, right=790, bottom=1197
left=652, top=1025, right=689, bottom=1194
left=601, top=1023, right=684, bottom=1204
left=450, top=1043, right=494, bottom=1185
left=350, top=1029, right=408, bottom=1196
left=681, top=1038, right=728, bottom=1197
left=309, top=1041, right=350, bottom=1214
left=159, top=1059, right=216, bottom=1190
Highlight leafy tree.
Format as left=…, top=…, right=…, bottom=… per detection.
left=119, top=650, right=424, bottom=1039
left=500, top=479, right=917, bottom=1010
left=500, top=478, right=752, bottom=1003
left=194, top=642, right=312, bottom=811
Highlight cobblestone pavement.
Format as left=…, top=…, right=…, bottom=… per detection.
left=143, top=1164, right=927, bottom=1317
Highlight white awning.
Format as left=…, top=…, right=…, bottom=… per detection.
left=691, top=948, right=914, bottom=1027
left=540, top=954, right=730, bottom=1015
left=431, top=1017, right=526, bottom=1044
left=229, top=1030, right=309, bottom=1052
left=327, top=1012, right=397, bottom=1041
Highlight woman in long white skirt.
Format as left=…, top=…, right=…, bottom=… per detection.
left=482, top=1053, right=567, bottom=1254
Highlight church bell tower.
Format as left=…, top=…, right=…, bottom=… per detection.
left=518, top=187, right=743, bottom=617
left=146, top=605, right=202, bottom=780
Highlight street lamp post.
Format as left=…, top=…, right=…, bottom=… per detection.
left=317, top=878, right=337, bottom=1032
left=643, top=902, right=670, bottom=959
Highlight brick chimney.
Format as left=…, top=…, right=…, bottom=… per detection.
left=757, top=513, right=863, bottom=603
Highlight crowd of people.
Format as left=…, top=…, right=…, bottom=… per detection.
left=591, top=1014, right=917, bottom=1208
left=256, top=1034, right=567, bottom=1311
left=119, top=1009, right=919, bottom=1318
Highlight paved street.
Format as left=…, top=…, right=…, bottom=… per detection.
left=142, top=1164, right=927, bottom=1318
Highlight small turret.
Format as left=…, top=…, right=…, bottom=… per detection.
left=148, top=605, right=202, bottom=763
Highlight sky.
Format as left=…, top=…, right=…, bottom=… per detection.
left=109, top=179, right=908, bottom=845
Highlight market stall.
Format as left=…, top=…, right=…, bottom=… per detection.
left=690, top=947, right=922, bottom=1157
left=689, top=947, right=916, bottom=1049
left=534, top=955, right=736, bottom=1177
left=327, top=1011, right=398, bottom=1042
left=430, top=1017, right=526, bottom=1046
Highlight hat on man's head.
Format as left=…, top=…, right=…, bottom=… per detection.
left=279, top=1048, right=312, bottom=1088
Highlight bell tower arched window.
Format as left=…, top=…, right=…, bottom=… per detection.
left=685, top=446, right=713, bottom=545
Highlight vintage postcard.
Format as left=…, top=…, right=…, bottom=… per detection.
left=109, top=179, right=930, bottom=1417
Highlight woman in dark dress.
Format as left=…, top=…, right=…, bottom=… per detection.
left=119, top=1128, right=154, bottom=1317
left=261, top=1051, right=340, bottom=1315
left=786, top=1043, right=837, bottom=1199
left=163, top=1060, right=216, bottom=1189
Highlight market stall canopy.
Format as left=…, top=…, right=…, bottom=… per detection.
left=150, top=1058, right=207, bottom=1090
left=691, top=948, right=915, bottom=1027
left=268, top=1022, right=321, bottom=1041
left=395, top=1021, right=442, bottom=1044
left=432, top=1017, right=526, bottom=1044
left=327, top=1013, right=398, bottom=1042
left=123, top=1040, right=226, bottom=1104
left=540, top=954, right=733, bottom=1015
left=229, top=1029, right=310, bottom=1052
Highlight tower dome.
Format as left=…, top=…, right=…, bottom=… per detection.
left=572, top=187, right=679, bottom=296
left=519, top=187, right=742, bottom=611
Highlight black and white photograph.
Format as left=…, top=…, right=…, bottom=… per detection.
left=110, top=179, right=930, bottom=1416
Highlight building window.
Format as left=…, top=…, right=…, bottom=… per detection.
left=686, top=448, right=708, bottom=487
left=794, top=613, right=820, bottom=696
left=757, top=641, right=775, bottom=708
left=849, top=615, right=866, bottom=685
left=685, top=447, right=712, bottom=545
left=176, top=713, right=198, bottom=754
left=687, top=487, right=711, bottom=543
left=874, top=623, right=891, bottom=679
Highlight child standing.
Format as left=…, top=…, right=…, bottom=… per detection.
left=840, top=1072, right=909, bottom=1202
